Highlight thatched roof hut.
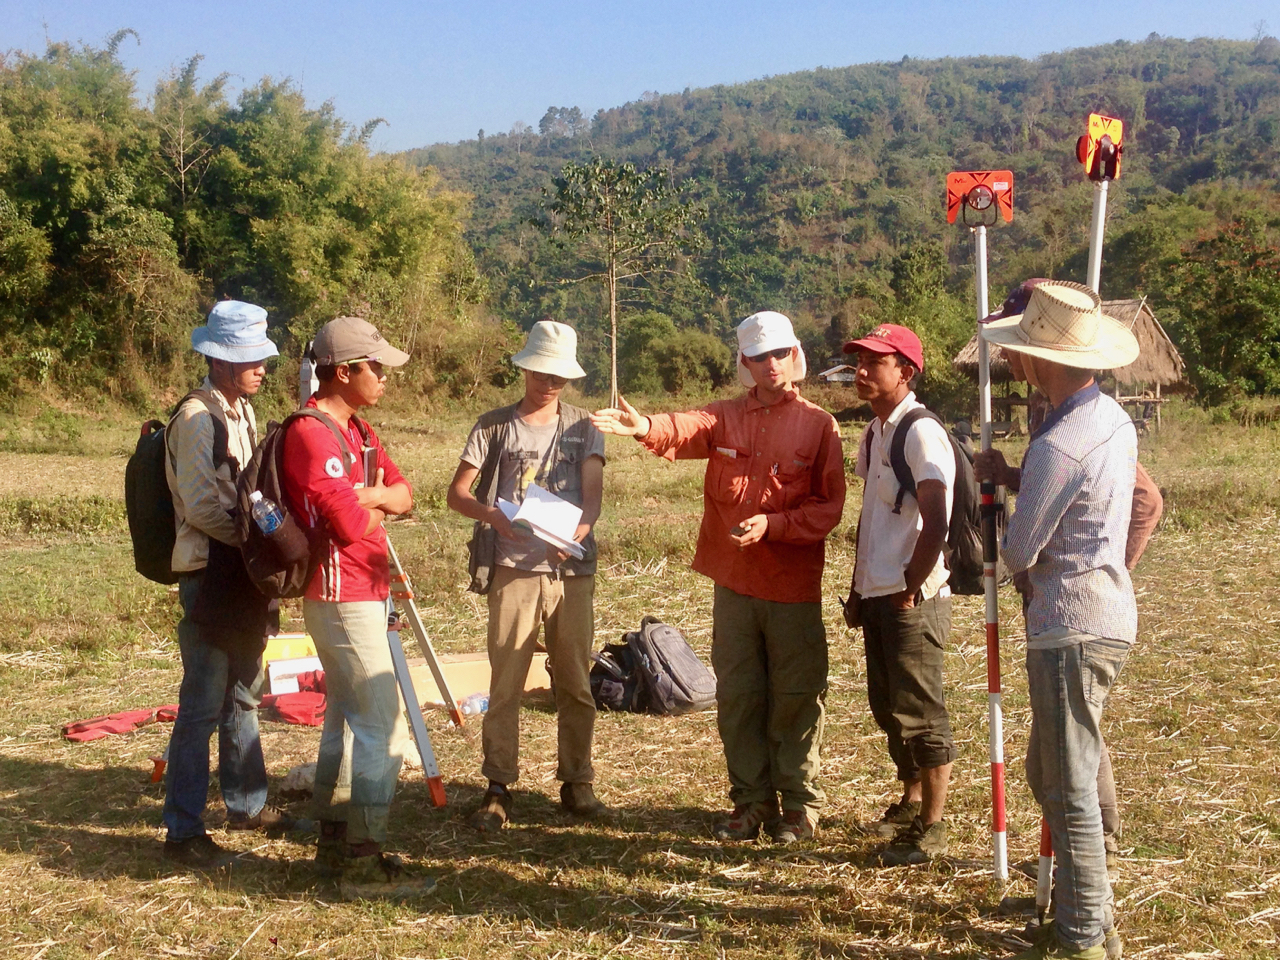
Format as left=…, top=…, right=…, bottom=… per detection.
left=951, top=298, right=1184, bottom=387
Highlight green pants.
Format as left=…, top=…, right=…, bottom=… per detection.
left=711, top=585, right=828, bottom=815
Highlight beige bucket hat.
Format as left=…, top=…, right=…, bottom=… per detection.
left=980, top=281, right=1139, bottom=370
left=511, top=320, right=586, bottom=379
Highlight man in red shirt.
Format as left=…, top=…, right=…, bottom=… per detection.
left=280, top=316, right=428, bottom=899
left=593, top=311, right=845, bottom=844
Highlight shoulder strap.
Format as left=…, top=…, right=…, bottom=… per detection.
left=473, top=411, right=511, bottom=507
left=283, top=408, right=355, bottom=474
left=167, top=389, right=232, bottom=476
left=888, top=407, right=943, bottom=515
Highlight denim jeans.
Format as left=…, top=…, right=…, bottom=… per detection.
left=163, top=573, right=268, bottom=841
left=304, top=599, right=407, bottom=845
left=1025, top=634, right=1130, bottom=950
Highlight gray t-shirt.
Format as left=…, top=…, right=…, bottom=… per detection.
left=461, top=413, right=605, bottom=572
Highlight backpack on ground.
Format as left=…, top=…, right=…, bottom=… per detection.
left=235, top=409, right=367, bottom=600
left=885, top=408, right=1005, bottom=596
left=628, top=616, right=717, bottom=715
left=124, top=390, right=229, bottom=585
left=589, top=643, right=644, bottom=712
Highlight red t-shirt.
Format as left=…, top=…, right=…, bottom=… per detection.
left=280, top=398, right=410, bottom=602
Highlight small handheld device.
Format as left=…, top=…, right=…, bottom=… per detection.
left=1076, top=113, right=1123, bottom=181
left=946, top=170, right=1014, bottom=225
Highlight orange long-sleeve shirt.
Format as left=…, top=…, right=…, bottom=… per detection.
left=639, top=387, right=846, bottom=604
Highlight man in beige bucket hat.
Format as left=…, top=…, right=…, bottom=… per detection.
left=447, top=319, right=607, bottom=830
left=977, top=281, right=1139, bottom=960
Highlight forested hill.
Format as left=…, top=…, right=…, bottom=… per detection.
left=407, top=35, right=1280, bottom=406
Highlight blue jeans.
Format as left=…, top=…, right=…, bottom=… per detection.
left=163, top=574, right=268, bottom=841
left=1025, top=634, right=1129, bottom=950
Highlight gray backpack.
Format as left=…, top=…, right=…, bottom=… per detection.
left=625, top=617, right=717, bottom=715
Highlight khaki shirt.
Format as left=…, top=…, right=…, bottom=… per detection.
left=164, top=377, right=258, bottom=573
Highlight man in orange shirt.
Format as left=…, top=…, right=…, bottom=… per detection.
left=593, top=311, right=845, bottom=843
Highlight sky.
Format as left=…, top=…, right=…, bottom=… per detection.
left=2, top=1, right=1274, bottom=153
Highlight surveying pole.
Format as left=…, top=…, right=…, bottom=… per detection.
left=1078, top=113, right=1124, bottom=294
left=947, top=170, right=1013, bottom=881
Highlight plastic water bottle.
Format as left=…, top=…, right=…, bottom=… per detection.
left=249, top=490, right=284, bottom=536
left=458, top=692, right=489, bottom=716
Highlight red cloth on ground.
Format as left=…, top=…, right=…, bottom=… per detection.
left=293, top=670, right=326, bottom=694
left=62, top=708, right=159, bottom=742
left=156, top=704, right=179, bottom=722
left=260, top=692, right=326, bottom=726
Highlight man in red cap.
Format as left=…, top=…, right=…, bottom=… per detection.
left=843, top=323, right=958, bottom=865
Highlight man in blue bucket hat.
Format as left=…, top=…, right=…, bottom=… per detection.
left=162, top=300, right=298, bottom=869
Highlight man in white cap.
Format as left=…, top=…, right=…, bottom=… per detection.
left=592, top=311, right=844, bottom=844
left=448, top=319, right=607, bottom=831
left=163, top=300, right=292, bottom=869
left=278, top=316, right=426, bottom=899
left=977, top=282, right=1140, bottom=960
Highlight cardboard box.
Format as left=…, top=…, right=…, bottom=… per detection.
left=402, top=651, right=551, bottom=710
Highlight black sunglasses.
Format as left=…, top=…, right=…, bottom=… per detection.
left=744, top=347, right=794, bottom=363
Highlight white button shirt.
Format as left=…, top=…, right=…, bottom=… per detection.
left=853, top=393, right=955, bottom=600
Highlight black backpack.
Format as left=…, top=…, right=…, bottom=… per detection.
left=234, top=408, right=368, bottom=600
left=589, top=643, right=645, bottom=712
left=124, top=390, right=230, bottom=585
left=880, top=408, right=1005, bottom=596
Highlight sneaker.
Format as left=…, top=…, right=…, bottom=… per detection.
left=1029, top=920, right=1122, bottom=960
left=315, top=820, right=347, bottom=877
left=468, top=785, right=512, bottom=832
left=770, top=809, right=817, bottom=845
left=712, top=801, right=780, bottom=842
left=560, top=782, right=607, bottom=818
left=228, top=803, right=309, bottom=836
left=338, top=851, right=436, bottom=901
left=163, top=834, right=238, bottom=870
left=864, top=799, right=921, bottom=839
left=878, top=816, right=948, bottom=865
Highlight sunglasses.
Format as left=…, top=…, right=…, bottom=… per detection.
left=529, top=370, right=570, bottom=387
left=744, top=347, right=794, bottom=363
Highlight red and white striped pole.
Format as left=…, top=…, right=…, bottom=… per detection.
left=974, top=222, right=1009, bottom=881
left=1036, top=816, right=1054, bottom=924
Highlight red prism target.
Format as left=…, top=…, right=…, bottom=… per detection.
left=946, top=170, right=1014, bottom=225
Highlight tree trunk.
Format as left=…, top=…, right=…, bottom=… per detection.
left=608, top=254, right=619, bottom=408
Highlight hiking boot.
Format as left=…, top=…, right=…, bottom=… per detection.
left=560, top=782, right=607, bottom=818
left=712, top=801, right=780, bottom=842
left=1010, top=929, right=1108, bottom=960
left=878, top=816, right=948, bottom=865
left=468, top=785, right=512, bottom=832
left=163, top=834, right=238, bottom=871
left=864, top=799, right=921, bottom=839
left=315, top=820, right=347, bottom=877
left=1030, top=920, right=1121, bottom=960
left=338, top=851, right=435, bottom=901
left=770, top=808, right=817, bottom=845
left=1104, top=833, right=1119, bottom=882
left=228, top=803, right=310, bottom=836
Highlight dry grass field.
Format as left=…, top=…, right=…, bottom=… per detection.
left=1, top=391, right=1278, bottom=959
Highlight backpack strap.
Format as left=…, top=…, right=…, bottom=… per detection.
left=887, top=407, right=944, bottom=515
left=282, top=408, right=357, bottom=477
left=166, top=389, right=234, bottom=478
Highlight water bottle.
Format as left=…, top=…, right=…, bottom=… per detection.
left=458, top=692, right=489, bottom=716
left=249, top=490, right=284, bottom=536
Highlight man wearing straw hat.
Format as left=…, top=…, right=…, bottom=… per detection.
left=448, top=320, right=607, bottom=831
left=979, top=281, right=1139, bottom=960
left=592, top=311, right=845, bottom=845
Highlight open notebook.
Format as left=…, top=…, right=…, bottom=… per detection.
left=497, top=484, right=585, bottom=560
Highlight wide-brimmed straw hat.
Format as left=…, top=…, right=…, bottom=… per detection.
left=191, top=301, right=279, bottom=363
left=511, top=320, right=587, bottom=379
left=980, top=280, right=1138, bottom=370
left=736, top=311, right=807, bottom=388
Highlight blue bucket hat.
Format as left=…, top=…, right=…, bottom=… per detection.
left=191, top=301, right=279, bottom=363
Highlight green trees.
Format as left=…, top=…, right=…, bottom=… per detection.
left=534, top=157, right=703, bottom=403
left=0, top=37, right=492, bottom=403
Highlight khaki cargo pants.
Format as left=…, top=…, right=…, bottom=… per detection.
left=482, top=565, right=596, bottom=786
left=712, top=585, right=828, bottom=816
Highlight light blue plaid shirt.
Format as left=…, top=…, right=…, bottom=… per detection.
left=1003, top=385, right=1138, bottom=645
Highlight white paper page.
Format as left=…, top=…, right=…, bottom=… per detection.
left=512, top=484, right=585, bottom=559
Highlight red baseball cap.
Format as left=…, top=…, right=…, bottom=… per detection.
left=842, top=323, right=925, bottom=372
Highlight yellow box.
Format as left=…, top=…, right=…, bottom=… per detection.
left=264, top=633, right=317, bottom=663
